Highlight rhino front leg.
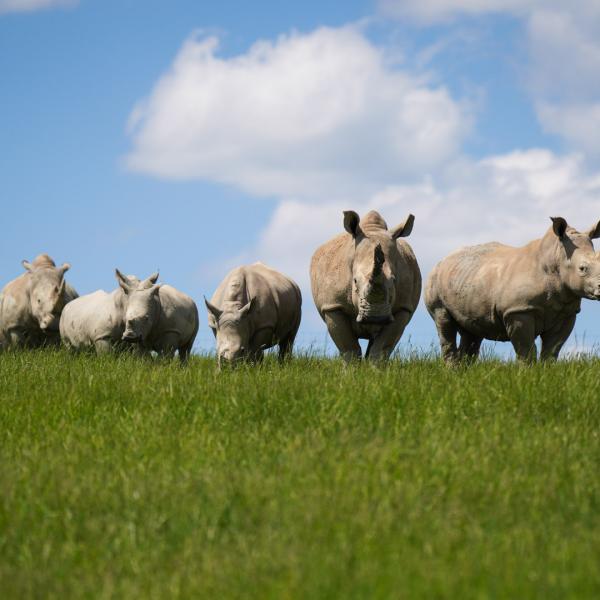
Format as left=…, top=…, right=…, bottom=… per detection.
left=366, top=309, right=412, bottom=361
left=323, top=310, right=361, bottom=362
left=540, top=314, right=576, bottom=361
left=505, top=312, right=537, bottom=363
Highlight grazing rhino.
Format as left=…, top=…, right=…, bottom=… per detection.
left=205, top=262, right=302, bottom=366
left=60, top=270, right=198, bottom=362
left=425, top=217, right=600, bottom=363
left=310, top=210, right=421, bottom=361
left=0, top=254, right=78, bottom=347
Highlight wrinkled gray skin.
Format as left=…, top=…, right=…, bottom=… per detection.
left=310, top=210, right=422, bottom=361
left=60, top=270, right=198, bottom=363
left=205, top=262, right=302, bottom=367
left=425, top=217, right=600, bottom=363
left=0, top=254, right=78, bottom=348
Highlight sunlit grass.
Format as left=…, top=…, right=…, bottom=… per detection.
left=1, top=349, right=599, bottom=598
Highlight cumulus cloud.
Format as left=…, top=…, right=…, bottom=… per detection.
left=0, top=0, right=76, bottom=14
left=380, top=0, right=600, bottom=157
left=126, top=26, right=469, bottom=200
left=252, top=150, right=600, bottom=292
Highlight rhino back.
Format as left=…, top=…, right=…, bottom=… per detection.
left=391, top=239, right=422, bottom=314
left=60, top=290, right=123, bottom=347
left=310, top=233, right=354, bottom=315
left=0, top=274, right=32, bottom=330
left=427, top=242, right=554, bottom=338
left=244, top=264, right=301, bottom=338
left=153, top=285, right=199, bottom=347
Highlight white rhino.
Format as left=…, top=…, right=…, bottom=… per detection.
left=205, top=262, right=302, bottom=366
left=60, top=270, right=198, bottom=362
left=310, top=210, right=421, bottom=361
left=425, top=217, right=600, bottom=362
left=0, top=254, right=78, bottom=347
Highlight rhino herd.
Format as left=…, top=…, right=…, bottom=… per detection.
left=1, top=210, right=599, bottom=365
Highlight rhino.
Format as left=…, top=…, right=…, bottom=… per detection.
left=0, top=254, right=78, bottom=348
left=205, top=262, right=302, bottom=366
left=425, top=217, right=600, bottom=363
left=310, top=210, right=421, bottom=361
left=60, top=270, right=198, bottom=362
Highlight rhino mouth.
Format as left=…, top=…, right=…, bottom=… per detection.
left=122, top=332, right=142, bottom=343
left=356, top=312, right=394, bottom=325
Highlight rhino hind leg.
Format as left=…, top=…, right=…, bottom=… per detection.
left=323, top=310, right=361, bottom=362
left=430, top=306, right=459, bottom=363
left=540, top=314, right=576, bottom=361
left=458, top=331, right=483, bottom=362
left=178, top=340, right=194, bottom=365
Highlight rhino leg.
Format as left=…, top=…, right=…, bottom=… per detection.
left=94, top=338, right=115, bottom=355
left=278, top=331, right=297, bottom=362
left=505, top=312, right=537, bottom=363
left=540, top=314, right=576, bottom=361
left=178, top=340, right=194, bottom=365
left=458, top=331, right=483, bottom=362
left=366, top=309, right=412, bottom=361
left=430, top=307, right=459, bottom=363
left=323, top=310, right=361, bottom=362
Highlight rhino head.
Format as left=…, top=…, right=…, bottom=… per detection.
left=116, top=269, right=161, bottom=343
left=551, top=217, right=600, bottom=300
left=205, top=297, right=254, bottom=366
left=343, top=210, right=414, bottom=325
left=23, top=254, right=71, bottom=331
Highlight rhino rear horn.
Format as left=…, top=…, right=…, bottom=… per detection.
left=22, top=259, right=33, bottom=272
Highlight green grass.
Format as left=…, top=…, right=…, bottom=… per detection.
left=1, top=350, right=600, bottom=599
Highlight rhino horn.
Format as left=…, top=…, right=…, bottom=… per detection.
left=373, top=244, right=385, bottom=278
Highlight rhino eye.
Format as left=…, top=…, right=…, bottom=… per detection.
left=579, top=264, right=589, bottom=275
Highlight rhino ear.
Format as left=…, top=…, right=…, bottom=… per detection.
left=551, top=217, right=568, bottom=238
left=586, top=220, right=600, bottom=240
left=204, top=297, right=223, bottom=322
left=115, top=268, right=133, bottom=294
left=238, top=297, right=254, bottom=317
left=391, top=214, right=415, bottom=239
left=22, top=260, right=33, bottom=272
left=141, top=272, right=159, bottom=289
left=343, top=211, right=361, bottom=238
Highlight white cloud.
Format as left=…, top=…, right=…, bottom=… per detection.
left=126, top=26, right=469, bottom=200
left=377, top=0, right=541, bottom=23
left=252, top=150, right=600, bottom=293
left=380, top=0, right=600, bottom=157
left=0, top=0, right=76, bottom=14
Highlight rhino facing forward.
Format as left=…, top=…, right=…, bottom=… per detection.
left=0, top=254, right=78, bottom=348
left=60, top=270, right=198, bottom=362
left=205, top=263, right=302, bottom=366
left=310, top=210, right=421, bottom=361
left=425, top=217, right=600, bottom=363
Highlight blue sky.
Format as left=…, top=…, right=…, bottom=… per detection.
left=2, top=0, right=600, bottom=355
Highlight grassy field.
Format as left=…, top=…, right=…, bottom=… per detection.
left=1, top=350, right=599, bottom=599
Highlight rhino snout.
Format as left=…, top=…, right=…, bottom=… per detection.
left=122, top=330, right=141, bottom=342
left=357, top=313, right=394, bottom=325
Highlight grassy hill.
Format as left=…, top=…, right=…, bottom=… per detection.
left=1, top=350, right=599, bottom=598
